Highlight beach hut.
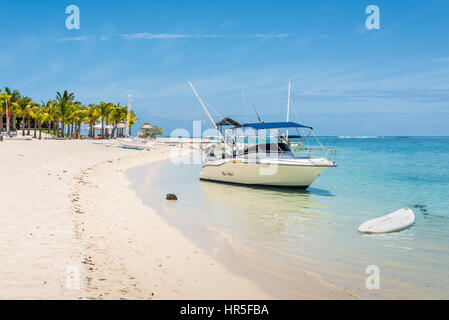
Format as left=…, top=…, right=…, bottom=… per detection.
left=139, top=122, right=157, bottom=138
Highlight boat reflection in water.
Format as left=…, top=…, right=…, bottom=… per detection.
left=198, top=179, right=335, bottom=248
left=196, top=179, right=343, bottom=298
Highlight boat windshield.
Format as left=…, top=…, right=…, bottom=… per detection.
left=243, top=142, right=291, bottom=155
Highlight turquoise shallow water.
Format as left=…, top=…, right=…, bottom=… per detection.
left=129, top=137, right=449, bottom=299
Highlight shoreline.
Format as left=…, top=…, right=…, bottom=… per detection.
left=72, top=143, right=271, bottom=299
left=129, top=158, right=360, bottom=300
left=0, top=139, right=357, bottom=299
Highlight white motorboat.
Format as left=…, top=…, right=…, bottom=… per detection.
left=189, top=82, right=337, bottom=189
left=199, top=122, right=336, bottom=188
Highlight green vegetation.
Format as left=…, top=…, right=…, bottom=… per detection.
left=0, top=87, right=140, bottom=139
left=41, top=130, right=67, bottom=137
left=140, top=125, right=163, bottom=138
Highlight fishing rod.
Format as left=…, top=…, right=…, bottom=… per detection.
left=252, top=103, right=263, bottom=123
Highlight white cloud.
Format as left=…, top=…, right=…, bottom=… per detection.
left=121, top=33, right=221, bottom=40
left=54, top=35, right=90, bottom=42
left=53, top=33, right=290, bottom=42
left=121, top=33, right=290, bottom=40
left=251, top=33, right=290, bottom=38
left=432, top=56, right=449, bottom=62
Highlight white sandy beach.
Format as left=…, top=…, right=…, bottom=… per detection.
left=0, top=139, right=356, bottom=299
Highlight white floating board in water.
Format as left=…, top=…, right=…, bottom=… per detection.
left=358, top=208, right=415, bottom=234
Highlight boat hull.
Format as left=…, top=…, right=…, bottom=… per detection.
left=199, top=160, right=330, bottom=188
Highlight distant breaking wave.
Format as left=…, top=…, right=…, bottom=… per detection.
left=337, top=136, right=380, bottom=139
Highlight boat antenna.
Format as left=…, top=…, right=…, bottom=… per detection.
left=252, top=103, right=263, bottom=123
left=286, top=81, right=291, bottom=139
left=240, top=88, right=249, bottom=123
left=188, top=81, right=224, bottom=141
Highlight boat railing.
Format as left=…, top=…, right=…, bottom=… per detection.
left=292, top=146, right=337, bottom=163
left=202, top=143, right=336, bottom=164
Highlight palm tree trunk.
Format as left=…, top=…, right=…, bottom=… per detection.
left=12, top=113, right=16, bottom=130
left=106, top=118, right=110, bottom=139
left=0, top=113, right=3, bottom=133
left=27, top=116, right=31, bottom=135
left=112, top=122, right=117, bottom=138
left=101, top=119, right=104, bottom=139
left=38, top=122, right=42, bottom=140
left=22, top=118, right=25, bottom=136
left=77, top=122, right=81, bottom=138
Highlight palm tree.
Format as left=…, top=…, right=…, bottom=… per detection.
left=109, top=104, right=128, bottom=137
left=97, top=101, right=114, bottom=138
left=128, top=110, right=139, bottom=137
left=49, top=100, right=59, bottom=137
left=15, top=97, right=36, bottom=136
left=85, top=104, right=99, bottom=138
left=34, top=106, right=50, bottom=140
left=69, top=104, right=87, bottom=138
left=55, top=90, right=75, bottom=138
left=27, top=102, right=38, bottom=136
left=39, top=100, right=57, bottom=137
left=0, top=91, right=6, bottom=133
left=3, top=87, right=21, bottom=132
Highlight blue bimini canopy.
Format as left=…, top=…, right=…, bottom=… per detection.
left=240, top=121, right=313, bottom=130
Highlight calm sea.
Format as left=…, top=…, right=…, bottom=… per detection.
left=129, top=137, right=449, bottom=299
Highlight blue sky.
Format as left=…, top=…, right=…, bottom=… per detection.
left=1, top=0, right=448, bottom=135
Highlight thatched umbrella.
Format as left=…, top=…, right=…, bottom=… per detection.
left=93, top=123, right=113, bottom=130
left=116, top=121, right=126, bottom=129
left=140, top=122, right=154, bottom=130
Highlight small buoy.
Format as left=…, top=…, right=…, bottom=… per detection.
left=166, top=193, right=178, bottom=201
